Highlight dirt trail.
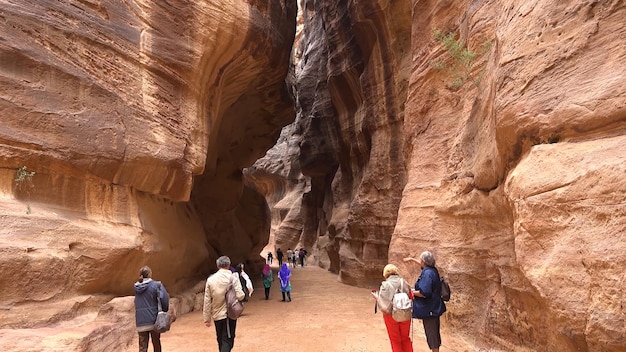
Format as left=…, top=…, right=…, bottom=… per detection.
left=126, top=265, right=458, bottom=352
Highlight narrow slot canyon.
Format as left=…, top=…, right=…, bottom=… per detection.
left=0, top=1, right=625, bottom=351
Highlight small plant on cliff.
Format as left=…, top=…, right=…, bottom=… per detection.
left=14, top=166, right=35, bottom=214
left=430, top=29, right=491, bottom=89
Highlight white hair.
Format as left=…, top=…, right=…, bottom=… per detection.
left=420, top=251, right=436, bottom=267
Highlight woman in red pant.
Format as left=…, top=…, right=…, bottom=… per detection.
left=372, top=264, right=414, bottom=352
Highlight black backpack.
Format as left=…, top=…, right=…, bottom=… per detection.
left=440, top=277, right=451, bottom=301
left=425, top=267, right=451, bottom=302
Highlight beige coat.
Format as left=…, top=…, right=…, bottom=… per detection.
left=377, top=274, right=412, bottom=315
left=203, top=269, right=245, bottom=322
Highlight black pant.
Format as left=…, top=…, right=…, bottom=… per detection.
left=422, top=316, right=441, bottom=350
left=281, top=291, right=292, bottom=301
left=214, top=318, right=237, bottom=352
left=264, top=287, right=270, bottom=299
left=138, top=330, right=161, bottom=352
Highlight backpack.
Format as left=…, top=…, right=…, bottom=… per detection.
left=226, top=274, right=245, bottom=319
left=391, top=280, right=412, bottom=322
left=440, top=277, right=451, bottom=302
left=423, top=266, right=451, bottom=302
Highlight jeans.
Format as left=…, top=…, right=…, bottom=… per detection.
left=138, top=330, right=161, bottom=352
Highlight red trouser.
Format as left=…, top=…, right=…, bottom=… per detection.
left=383, top=314, right=414, bottom=352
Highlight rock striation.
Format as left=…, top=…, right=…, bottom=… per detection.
left=1, top=0, right=625, bottom=351
left=252, top=0, right=626, bottom=351
left=393, top=1, right=626, bottom=350
left=248, top=0, right=411, bottom=287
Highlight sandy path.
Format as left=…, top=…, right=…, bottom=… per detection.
left=126, top=265, right=451, bottom=352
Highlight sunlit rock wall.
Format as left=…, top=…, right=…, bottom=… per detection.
left=0, top=0, right=296, bottom=350
left=255, top=0, right=626, bottom=351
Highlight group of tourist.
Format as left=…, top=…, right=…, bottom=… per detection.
left=372, top=250, right=446, bottom=352
left=133, top=256, right=294, bottom=352
left=267, top=247, right=307, bottom=267
left=260, top=261, right=293, bottom=302
left=201, top=256, right=290, bottom=351
left=133, top=249, right=446, bottom=352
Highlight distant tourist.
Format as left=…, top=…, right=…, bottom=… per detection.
left=261, top=264, right=274, bottom=300
left=236, top=263, right=254, bottom=301
left=278, top=263, right=292, bottom=302
left=404, top=252, right=447, bottom=352
left=234, top=265, right=247, bottom=302
left=133, top=266, right=170, bottom=352
left=286, top=248, right=294, bottom=267
left=298, top=248, right=306, bottom=267
left=277, top=248, right=284, bottom=266
left=267, top=251, right=273, bottom=265
left=291, top=249, right=298, bottom=268
left=372, top=264, right=413, bottom=352
left=203, top=256, right=245, bottom=352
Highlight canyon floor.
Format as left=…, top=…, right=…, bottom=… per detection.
left=125, top=264, right=468, bottom=352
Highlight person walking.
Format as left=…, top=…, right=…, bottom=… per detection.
left=233, top=265, right=249, bottom=302
left=286, top=248, right=294, bottom=268
left=261, top=263, right=274, bottom=300
left=371, top=264, right=413, bottom=352
left=278, top=263, right=292, bottom=302
left=203, top=256, right=245, bottom=352
left=404, top=251, right=446, bottom=352
left=134, top=266, right=170, bottom=352
left=291, top=250, right=298, bottom=268
left=298, top=248, right=305, bottom=267
left=236, top=263, right=254, bottom=301
left=277, top=248, right=284, bottom=266
left=267, top=251, right=273, bottom=265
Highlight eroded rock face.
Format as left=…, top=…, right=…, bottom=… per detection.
left=248, top=0, right=411, bottom=286
left=2, top=0, right=625, bottom=350
left=0, top=0, right=296, bottom=350
left=392, top=1, right=626, bottom=350
left=254, top=0, right=626, bottom=351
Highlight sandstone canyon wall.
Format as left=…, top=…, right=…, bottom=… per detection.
left=0, top=1, right=296, bottom=350
left=248, top=0, right=411, bottom=287
left=0, top=0, right=625, bottom=351
left=251, top=0, right=626, bottom=351
left=395, top=1, right=626, bottom=351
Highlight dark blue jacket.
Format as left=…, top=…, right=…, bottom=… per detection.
left=412, top=266, right=446, bottom=319
left=134, top=279, right=169, bottom=330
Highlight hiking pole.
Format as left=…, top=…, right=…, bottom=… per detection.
left=372, top=289, right=378, bottom=314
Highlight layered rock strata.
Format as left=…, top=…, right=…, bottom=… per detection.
left=253, top=0, right=626, bottom=351
left=248, top=0, right=411, bottom=287
left=393, top=1, right=626, bottom=350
